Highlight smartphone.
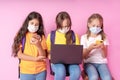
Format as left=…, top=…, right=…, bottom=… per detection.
left=96, top=40, right=103, bottom=44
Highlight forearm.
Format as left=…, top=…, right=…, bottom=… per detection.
left=17, top=50, right=36, bottom=61
left=101, top=46, right=107, bottom=58
left=83, top=47, right=92, bottom=59
left=37, top=45, right=46, bottom=57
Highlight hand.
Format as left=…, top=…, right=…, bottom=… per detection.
left=30, top=37, right=39, bottom=44
left=88, top=43, right=98, bottom=50
left=96, top=43, right=105, bottom=49
left=30, top=34, right=41, bottom=47
left=35, top=56, right=46, bottom=61
left=32, top=33, right=41, bottom=41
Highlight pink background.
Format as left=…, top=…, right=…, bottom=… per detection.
left=0, top=0, right=120, bottom=80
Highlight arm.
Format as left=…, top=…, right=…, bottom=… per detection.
left=75, top=34, right=80, bottom=45
left=17, top=49, right=40, bottom=61
left=101, top=38, right=109, bottom=58
left=83, top=44, right=96, bottom=59
left=30, top=34, right=46, bottom=57
left=83, top=47, right=92, bottom=59
left=98, top=43, right=107, bottom=58
left=83, top=43, right=108, bottom=59
left=46, top=34, right=51, bottom=59
left=80, top=35, right=93, bottom=59
left=36, top=43, right=46, bottom=56
left=102, top=45, right=107, bottom=58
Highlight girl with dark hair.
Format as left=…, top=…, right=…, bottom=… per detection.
left=12, top=11, right=47, bottom=80
left=46, top=11, right=81, bottom=80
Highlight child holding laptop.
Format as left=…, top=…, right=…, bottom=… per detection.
left=46, top=11, right=81, bottom=80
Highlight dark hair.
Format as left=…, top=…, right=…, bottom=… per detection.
left=56, top=11, right=74, bottom=45
left=12, top=11, right=45, bottom=57
left=86, top=13, right=106, bottom=40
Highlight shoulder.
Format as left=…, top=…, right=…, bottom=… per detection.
left=48, top=30, right=56, bottom=36
left=74, top=33, right=79, bottom=38
left=81, top=34, right=87, bottom=39
left=46, top=33, right=51, bottom=41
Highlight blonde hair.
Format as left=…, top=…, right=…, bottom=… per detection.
left=86, top=13, right=106, bottom=40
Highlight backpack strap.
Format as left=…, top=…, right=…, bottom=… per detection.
left=50, top=30, right=56, bottom=75
left=71, top=30, right=76, bottom=44
left=22, top=37, right=26, bottom=52
left=50, top=30, right=56, bottom=44
left=18, top=36, right=26, bottom=78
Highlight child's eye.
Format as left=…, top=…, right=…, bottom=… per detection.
left=35, top=24, right=39, bottom=26
left=96, top=26, right=101, bottom=28
left=92, top=25, right=100, bottom=27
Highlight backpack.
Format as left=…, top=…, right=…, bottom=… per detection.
left=50, top=30, right=76, bottom=76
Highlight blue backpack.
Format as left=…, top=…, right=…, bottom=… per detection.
left=50, top=30, right=76, bottom=76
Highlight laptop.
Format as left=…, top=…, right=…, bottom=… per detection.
left=50, top=44, right=83, bottom=64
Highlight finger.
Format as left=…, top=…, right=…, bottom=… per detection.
left=37, top=35, right=41, bottom=40
left=40, top=56, right=46, bottom=59
left=32, top=33, right=37, bottom=37
left=32, top=34, right=38, bottom=38
left=40, top=58, right=46, bottom=61
left=34, top=35, right=41, bottom=40
left=31, top=39, right=39, bottom=44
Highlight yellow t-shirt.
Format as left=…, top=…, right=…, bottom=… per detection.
left=46, top=31, right=80, bottom=51
left=20, top=32, right=47, bottom=74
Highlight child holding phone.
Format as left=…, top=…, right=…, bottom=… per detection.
left=81, top=13, right=112, bottom=80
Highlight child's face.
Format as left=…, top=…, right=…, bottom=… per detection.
left=88, top=19, right=102, bottom=28
left=28, top=18, right=39, bottom=27
left=88, top=18, right=103, bottom=34
left=27, top=18, right=39, bottom=33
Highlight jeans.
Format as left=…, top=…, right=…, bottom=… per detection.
left=51, top=63, right=81, bottom=80
left=20, top=70, right=46, bottom=80
left=84, top=63, right=112, bottom=80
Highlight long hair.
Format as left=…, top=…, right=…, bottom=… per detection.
left=56, top=11, right=74, bottom=45
left=56, top=11, right=72, bottom=29
left=12, top=11, right=45, bottom=57
left=86, top=13, right=106, bottom=40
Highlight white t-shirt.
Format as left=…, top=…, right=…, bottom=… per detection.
left=81, top=34, right=109, bottom=63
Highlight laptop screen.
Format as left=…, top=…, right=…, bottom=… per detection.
left=50, top=44, right=83, bottom=64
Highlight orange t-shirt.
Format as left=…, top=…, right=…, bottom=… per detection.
left=20, top=32, right=47, bottom=74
